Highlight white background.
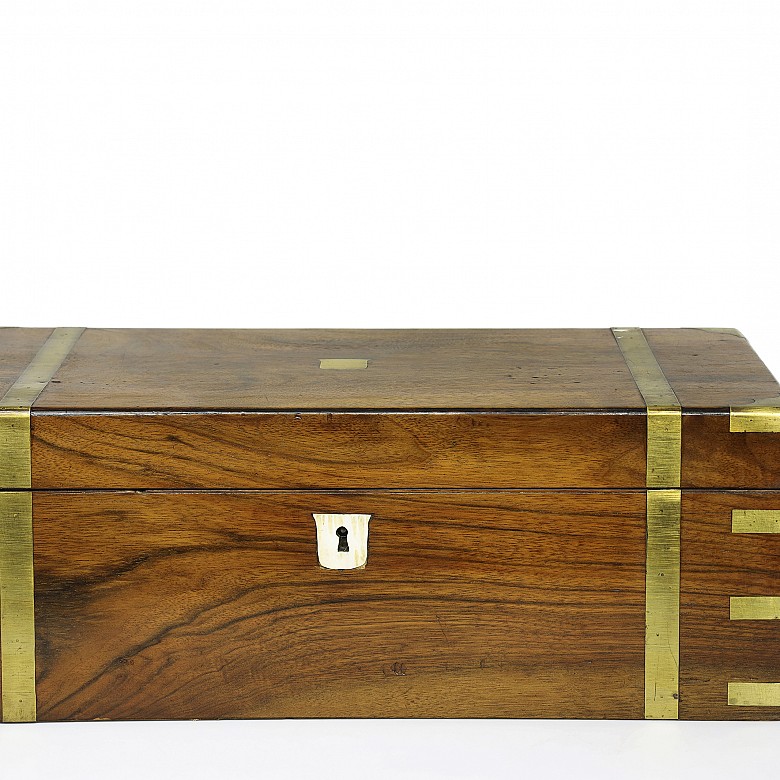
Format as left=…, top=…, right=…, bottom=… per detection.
left=1, top=2, right=779, bottom=778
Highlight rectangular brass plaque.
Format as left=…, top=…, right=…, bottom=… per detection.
left=319, top=359, right=368, bottom=370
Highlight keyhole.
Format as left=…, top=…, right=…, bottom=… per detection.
left=336, top=526, right=349, bottom=553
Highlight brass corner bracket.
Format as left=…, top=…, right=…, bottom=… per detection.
left=730, top=396, right=780, bottom=433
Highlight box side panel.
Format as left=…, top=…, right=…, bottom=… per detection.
left=33, top=491, right=646, bottom=720
left=683, top=416, right=780, bottom=489
left=30, top=412, right=647, bottom=490
left=681, top=491, right=780, bottom=720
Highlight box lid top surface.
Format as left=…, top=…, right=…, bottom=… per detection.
left=2, top=327, right=776, bottom=412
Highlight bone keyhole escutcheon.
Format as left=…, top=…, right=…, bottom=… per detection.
left=313, top=514, right=371, bottom=570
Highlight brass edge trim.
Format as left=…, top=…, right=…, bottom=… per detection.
left=728, top=682, right=780, bottom=707
left=1, top=327, right=85, bottom=489
left=732, top=509, right=780, bottom=534
left=0, top=327, right=84, bottom=723
left=730, top=596, right=780, bottom=620
left=0, top=492, right=36, bottom=722
left=611, top=328, right=682, bottom=488
left=644, top=489, right=681, bottom=719
left=0, top=410, right=31, bottom=492
left=730, top=396, right=780, bottom=433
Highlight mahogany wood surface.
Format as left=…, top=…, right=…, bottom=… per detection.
left=32, top=491, right=646, bottom=720
left=681, top=491, right=780, bottom=720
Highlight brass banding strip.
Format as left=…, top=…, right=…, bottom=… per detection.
left=612, top=328, right=682, bottom=488
left=644, top=490, right=681, bottom=719
left=729, top=683, right=780, bottom=707
left=0, top=492, right=36, bottom=723
left=1, top=327, right=84, bottom=723
left=612, top=328, right=682, bottom=720
left=732, top=509, right=780, bottom=534
left=0, top=411, right=30, bottom=492
left=730, top=596, right=780, bottom=621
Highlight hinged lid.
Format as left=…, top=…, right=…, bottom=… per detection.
left=2, top=327, right=779, bottom=489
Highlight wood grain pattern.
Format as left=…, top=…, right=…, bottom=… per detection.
left=30, top=412, right=647, bottom=489
left=32, top=491, right=646, bottom=720
left=33, top=328, right=647, bottom=410
left=33, top=411, right=780, bottom=491
left=681, top=491, right=780, bottom=720
left=682, top=415, right=780, bottom=489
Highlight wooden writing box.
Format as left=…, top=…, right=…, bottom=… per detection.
left=2, top=327, right=780, bottom=722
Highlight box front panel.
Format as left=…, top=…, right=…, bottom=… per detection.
left=31, top=491, right=646, bottom=720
